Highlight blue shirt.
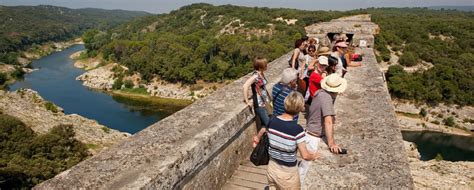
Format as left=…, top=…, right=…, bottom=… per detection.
left=272, top=83, right=298, bottom=120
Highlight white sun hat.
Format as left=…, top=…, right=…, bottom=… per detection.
left=321, top=73, right=347, bottom=93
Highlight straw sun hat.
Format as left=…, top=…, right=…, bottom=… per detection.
left=321, top=73, right=347, bottom=93
left=318, top=47, right=331, bottom=55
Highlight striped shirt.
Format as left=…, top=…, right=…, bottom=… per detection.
left=272, top=83, right=298, bottom=120
left=267, top=116, right=306, bottom=167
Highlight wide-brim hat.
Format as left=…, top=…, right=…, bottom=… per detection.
left=317, top=56, right=329, bottom=66
left=321, top=73, right=347, bottom=93
left=318, top=47, right=331, bottom=55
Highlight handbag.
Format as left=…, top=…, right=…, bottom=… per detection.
left=250, top=133, right=270, bottom=166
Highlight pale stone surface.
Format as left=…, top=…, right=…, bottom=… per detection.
left=404, top=141, right=474, bottom=189
left=76, top=63, right=117, bottom=90
left=0, top=89, right=129, bottom=154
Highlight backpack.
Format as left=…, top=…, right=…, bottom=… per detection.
left=351, top=54, right=363, bottom=61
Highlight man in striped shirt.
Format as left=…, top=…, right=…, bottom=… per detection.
left=272, top=68, right=298, bottom=118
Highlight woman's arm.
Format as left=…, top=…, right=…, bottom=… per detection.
left=242, top=75, right=258, bottom=107
left=297, top=142, right=320, bottom=161
left=252, top=127, right=267, bottom=147
left=346, top=53, right=361, bottom=67
left=291, top=49, right=300, bottom=69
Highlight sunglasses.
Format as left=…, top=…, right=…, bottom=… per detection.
left=308, top=49, right=316, bottom=52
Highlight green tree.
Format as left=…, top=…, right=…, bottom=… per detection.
left=399, top=52, right=417, bottom=67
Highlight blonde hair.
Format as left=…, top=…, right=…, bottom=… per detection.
left=284, top=92, right=305, bottom=115
left=253, top=57, right=268, bottom=71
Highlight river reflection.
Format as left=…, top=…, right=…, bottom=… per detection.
left=402, top=131, right=474, bottom=161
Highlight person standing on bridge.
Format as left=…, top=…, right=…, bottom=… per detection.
left=267, top=92, right=320, bottom=190
left=305, top=73, right=347, bottom=155
left=243, top=57, right=271, bottom=131
left=289, top=39, right=306, bottom=70
left=331, top=41, right=349, bottom=77
left=252, top=68, right=299, bottom=147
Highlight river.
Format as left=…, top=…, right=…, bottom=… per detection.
left=402, top=131, right=474, bottom=161
left=9, top=44, right=186, bottom=134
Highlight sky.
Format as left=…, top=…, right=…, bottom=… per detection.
left=1, top=0, right=473, bottom=13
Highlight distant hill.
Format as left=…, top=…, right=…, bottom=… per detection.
left=82, top=3, right=349, bottom=83
left=0, top=5, right=150, bottom=64
left=429, top=6, right=474, bottom=12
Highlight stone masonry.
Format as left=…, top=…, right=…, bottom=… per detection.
left=305, top=14, right=380, bottom=47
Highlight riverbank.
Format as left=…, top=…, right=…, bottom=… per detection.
left=404, top=141, right=474, bottom=189
left=0, top=39, right=83, bottom=88
left=0, top=89, right=130, bottom=155
left=111, top=90, right=192, bottom=109
left=393, top=99, right=474, bottom=137
left=74, top=59, right=225, bottom=101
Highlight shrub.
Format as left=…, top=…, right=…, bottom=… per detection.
left=123, top=79, right=134, bottom=89
left=112, top=77, right=123, bottom=89
left=463, top=118, right=474, bottom=123
left=431, top=120, right=440, bottom=125
left=101, top=126, right=111, bottom=133
left=190, top=85, right=204, bottom=91
left=399, top=51, right=417, bottom=67
left=0, top=72, right=6, bottom=85
left=11, top=67, right=25, bottom=79
left=44, top=101, right=58, bottom=113
left=0, top=114, right=89, bottom=188
left=435, top=153, right=444, bottom=161
left=443, top=116, right=455, bottom=127
left=419, top=108, right=427, bottom=117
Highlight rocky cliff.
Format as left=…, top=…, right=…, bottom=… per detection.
left=404, top=141, right=474, bottom=189
left=0, top=89, right=129, bottom=154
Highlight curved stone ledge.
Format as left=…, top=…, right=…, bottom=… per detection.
left=34, top=52, right=292, bottom=189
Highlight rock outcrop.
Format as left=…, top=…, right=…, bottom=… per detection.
left=394, top=100, right=474, bottom=134
left=76, top=63, right=116, bottom=90
left=0, top=89, right=129, bottom=154
left=404, top=141, right=474, bottom=189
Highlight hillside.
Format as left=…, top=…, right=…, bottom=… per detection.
left=367, top=8, right=474, bottom=106
left=82, top=3, right=350, bottom=83
left=81, top=4, right=473, bottom=106
left=0, top=5, right=150, bottom=65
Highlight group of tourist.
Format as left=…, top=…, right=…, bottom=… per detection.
left=242, top=34, right=361, bottom=189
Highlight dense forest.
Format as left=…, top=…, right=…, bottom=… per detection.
left=0, top=113, right=89, bottom=188
left=83, top=3, right=349, bottom=83
left=368, top=8, right=474, bottom=106
left=0, top=5, right=149, bottom=65
left=83, top=4, right=473, bottom=106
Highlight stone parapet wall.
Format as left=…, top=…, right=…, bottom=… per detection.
left=34, top=52, right=291, bottom=189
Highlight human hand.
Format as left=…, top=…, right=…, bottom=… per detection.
left=329, top=144, right=342, bottom=154
left=252, top=135, right=260, bottom=148
left=312, top=152, right=322, bottom=160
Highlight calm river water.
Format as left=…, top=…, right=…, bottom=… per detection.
left=9, top=44, right=185, bottom=134
left=402, top=131, right=474, bottom=161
